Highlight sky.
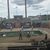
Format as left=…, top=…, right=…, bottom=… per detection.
left=0, top=0, right=50, bottom=18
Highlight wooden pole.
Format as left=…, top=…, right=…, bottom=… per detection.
left=7, top=0, right=10, bottom=19
left=25, top=0, right=27, bottom=18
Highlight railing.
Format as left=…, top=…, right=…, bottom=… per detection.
left=8, top=45, right=47, bottom=50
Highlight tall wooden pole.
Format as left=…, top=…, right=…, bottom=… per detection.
left=7, top=0, right=10, bottom=19
left=25, top=0, right=27, bottom=18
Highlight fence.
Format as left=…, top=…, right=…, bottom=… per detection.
left=0, top=45, right=47, bottom=50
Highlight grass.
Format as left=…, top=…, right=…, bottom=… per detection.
left=0, top=31, right=43, bottom=37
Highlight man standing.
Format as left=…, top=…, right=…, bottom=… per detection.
left=19, top=32, right=22, bottom=40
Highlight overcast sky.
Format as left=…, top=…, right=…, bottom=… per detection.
left=0, top=0, right=50, bottom=18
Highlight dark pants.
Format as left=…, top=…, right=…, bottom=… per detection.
left=19, top=36, right=22, bottom=40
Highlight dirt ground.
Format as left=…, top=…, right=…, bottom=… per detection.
left=0, top=28, right=50, bottom=43
left=0, top=34, right=45, bottom=43
left=0, top=28, right=49, bottom=48
left=0, top=35, right=45, bottom=48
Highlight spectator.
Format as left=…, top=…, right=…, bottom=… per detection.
left=45, top=34, right=47, bottom=40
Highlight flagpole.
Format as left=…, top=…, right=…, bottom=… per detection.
left=25, top=0, right=27, bottom=18
left=7, top=0, right=10, bottom=19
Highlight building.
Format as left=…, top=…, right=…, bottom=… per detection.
left=14, top=15, right=23, bottom=20
left=28, top=16, right=40, bottom=21
left=21, top=18, right=32, bottom=28
left=0, top=17, right=6, bottom=21
left=40, top=15, right=50, bottom=21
